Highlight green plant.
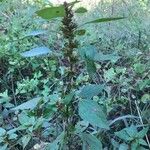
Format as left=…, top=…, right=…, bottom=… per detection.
left=0, top=0, right=150, bottom=150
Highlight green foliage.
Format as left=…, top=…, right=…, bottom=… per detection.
left=21, top=47, right=51, bottom=57
left=84, top=17, right=125, bottom=25
left=75, top=7, right=87, bottom=13
left=81, top=133, right=102, bottom=150
left=115, top=125, right=149, bottom=149
left=78, top=99, right=109, bottom=129
left=36, top=5, right=66, bottom=20
left=0, top=0, right=150, bottom=149
left=79, top=84, right=105, bottom=99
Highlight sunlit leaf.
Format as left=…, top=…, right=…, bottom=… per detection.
left=36, top=5, right=65, bottom=20
left=25, top=30, right=47, bottom=37
left=21, top=47, right=51, bottom=57
left=75, top=7, right=87, bottom=13
left=84, top=17, right=125, bottom=24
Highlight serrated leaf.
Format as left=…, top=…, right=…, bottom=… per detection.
left=84, top=17, right=125, bottom=24
left=75, top=7, right=87, bottom=13
left=21, top=47, right=51, bottom=57
left=22, top=135, right=31, bottom=149
left=79, top=84, right=104, bottom=99
left=78, top=99, right=109, bottom=129
left=81, top=133, right=102, bottom=150
left=36, top=5, right=65, bottom=20
left=11, top=97, right=41, bottom=110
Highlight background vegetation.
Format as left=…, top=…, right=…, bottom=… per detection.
left=0, top=0, right=150, bottom=149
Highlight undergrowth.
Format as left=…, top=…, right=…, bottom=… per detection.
left=0, top=0, right=150, bottom=150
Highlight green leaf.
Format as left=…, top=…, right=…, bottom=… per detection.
left=115, top=128, right=133, bottom=142
left=94, top=52, right=120, bottom=63
left=36, top=5, right=65, bottom=20
left=79, top=45, right=98, bottom=60
left=0, top=90, right=10, bottom=104
left=75, top=29, right=86, bottom=36
left=119, top=143, right=129, bottom=150
left=75, top=7, right=87, bottom=13
left=78, top=99, right=109, bottom=129
left=21, top=47, right=51, bottom=57
left=21, top=135, right=31, bottom=149
left=25, top=30, right=47, bottom=37
left=81, top=133, right=102, bottom=150
left=0, top=128, right=6, bottom=137
left=136, top=127, right=149, bottom=139
left=45, top=132, right=65, bottom=150
left=125, top=125, right=137, bottom=138
left=84, top=17, right=125, bottom=24
left=85, top=57, right=96, bottom=77
left=0, top=144, right=8, bottom=150
left=18, top=111, right=35, bottom=126
left=79, top=84, right=104, bottom=99
left=63, top=92, right=74, bottom=105
left=104, top=68, right=116, bottom=82
left=138, top=139, right=148, bottom=146
left=141, top=94, right=150, bottom=103
left=133, top=63, right=145, bottom=74
left=131, top=140, right=138, bottom=150
left=8, top=133, right=18, bottom=140
left=75, top=121, right=89, bottom=134
left=11, top=97, right=41, bottom=110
